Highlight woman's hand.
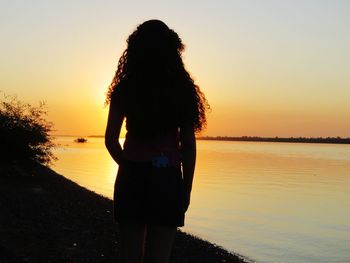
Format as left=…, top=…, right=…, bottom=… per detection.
left=182, top=188, right=191, bottom=212
left=180, top=125, right=196, bottom=213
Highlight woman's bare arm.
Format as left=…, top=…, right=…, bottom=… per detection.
left=104, top=96, right=125, bottom=165
left=180, top=125, right=196, bottom=211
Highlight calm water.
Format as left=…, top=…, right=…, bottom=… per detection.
left=51, top=136, right=350, bottom=263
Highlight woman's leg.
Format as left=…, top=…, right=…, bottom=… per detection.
left=119, top=222, right=147, bottom=263
left=145, top=225, right=177, bottom=263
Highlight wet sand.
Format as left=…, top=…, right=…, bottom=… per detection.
left=0, top=164, right=248, bottom=263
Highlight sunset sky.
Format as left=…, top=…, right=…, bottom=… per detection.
left=1, top=0, right=349, bottom=137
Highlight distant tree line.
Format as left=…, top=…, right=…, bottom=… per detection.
left=197, top=136, right=350, bottom=144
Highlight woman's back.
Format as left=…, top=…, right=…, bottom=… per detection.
left=123, top=127, right=181, bottom=166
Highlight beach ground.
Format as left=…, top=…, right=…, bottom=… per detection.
left=0, top=164, right=247, bottom=263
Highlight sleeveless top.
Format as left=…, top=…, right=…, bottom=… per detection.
left=122, top=127, right=182, bottom=167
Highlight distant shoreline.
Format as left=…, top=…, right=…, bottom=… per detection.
left=53, top=135, right=350, bottom=144
left=196, top=136, right=350, bottom=144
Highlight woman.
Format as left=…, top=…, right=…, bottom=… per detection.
left=104, top=19, right=209, bottom=263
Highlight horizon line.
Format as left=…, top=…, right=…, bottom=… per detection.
left=51, top=134, right=350, bottom=139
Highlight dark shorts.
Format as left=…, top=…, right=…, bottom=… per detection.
left=113, top=160, right=185, bottom=227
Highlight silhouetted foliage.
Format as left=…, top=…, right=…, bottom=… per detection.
left=0, top=91, right=57, bottom=170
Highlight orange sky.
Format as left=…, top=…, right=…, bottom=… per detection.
left=1, top=1, right=349, bottom=137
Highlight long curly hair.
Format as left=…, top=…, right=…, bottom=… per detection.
left=105, top=19, right=209, bottom=137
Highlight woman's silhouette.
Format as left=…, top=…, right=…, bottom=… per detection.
left=105, top=19, right=209, bottom=263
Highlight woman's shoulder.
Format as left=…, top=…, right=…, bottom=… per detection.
left=112, top=79, right=131, bottom=100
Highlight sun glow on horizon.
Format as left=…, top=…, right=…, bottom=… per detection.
left=1, top=1, right=350, bottom=137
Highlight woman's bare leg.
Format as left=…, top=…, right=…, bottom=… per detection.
left=145, top=225, right=177, bottom=263
left=119, top=222, right=147, bottom=263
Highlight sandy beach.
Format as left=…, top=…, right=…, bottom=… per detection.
left=0, top=164, right=247, bottom=263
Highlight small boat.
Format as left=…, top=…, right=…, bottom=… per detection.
left=74, top=137, right=88, bottom=143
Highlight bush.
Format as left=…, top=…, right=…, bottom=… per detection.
left=0, top=91, right=57, bottom=170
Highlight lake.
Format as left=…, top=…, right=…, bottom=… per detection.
left=51, top=136, right=350, bottom=263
